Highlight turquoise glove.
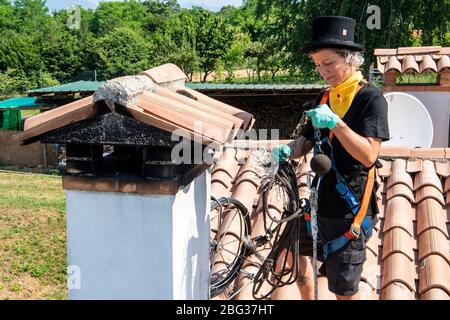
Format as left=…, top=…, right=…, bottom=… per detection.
left=271, top=144, right=292, bottom=163
left=306, top=104, right=339, bottom=130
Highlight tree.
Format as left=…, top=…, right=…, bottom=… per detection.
left=89, top=27, right=152, bottom=78
left=191, top=8, right=235, bottom=82
left=92, top=0, right=149, bottom=35
left=151, top=10, right=200, bottom=80
left=0, top=30, right=43, bottom=73
left=0, top=0, right=18, bottom=31
left=244, top=41, right=263, bottom=81
left=223, top=28, right=250, bottom=81
left=40, top=24, right=84, bottom=82
left=50, top=7, right=97, bottom=81
left=262, top=36, right=285, bottom=80
left=142, top=0, right=180, bottom=32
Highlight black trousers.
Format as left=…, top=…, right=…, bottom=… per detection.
left=298, top=214, right=371, bottom=296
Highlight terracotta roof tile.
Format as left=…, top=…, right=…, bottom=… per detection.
left=373, top=215, right=382, bottom=231
left=406, top=159, right=423, bottom=173
left=385, top=56, right=402, bottom=73
left=213, top=149, right=240, bottom=174
left=445, top=176, right=450, bottom=192
left=18, top=96, right=95, bottom=144
left=379, top=147, right=413, bottom=158
left=410, top=148, right=447, bottom=159
left=359, top=281, right=378, bottom=300
left=374, top=46, right=450, bottom=75
left=387, top=159, right=414, bottom=189
left=414, top=160, right=443, bottom=191
left=136, top=92, right=235, bottom=144
left=374, top=48, right=398, bottom=56
left=380, top=282, right=415, bottom=300
left=445, top=148, right=450, bottom=157
left=377, top=160, right=392, bottom=178
left=397, top=46, right=443, bottom=55
left=171, top=85, right=254, bottom=131
left=126, top=104, right=210, bottom=144
left=362, top=250, right=380, bottom=290
left=366, top=227, right=381, bottom=256
left=381, top=253, right=416, bottom=292
left=420, top=288, right=450, bottom=300
left=230, top=162, right=262, bottom=211
left=212, top=163, right=234, bottom=179
left=381, top=228, right=415, bottom=261
left=435, top=161, right=450, bottom=178
left=418, top=229, right=450, bottom=263
left=415, top=186, right=445, bottom=206
left=235, top=148, right=250, bottom=164
left=233, top=168, right=261, bottom=190
left=418, top=255, right=450, bottom=295
left=386, top=183, right=415, bottom=203
left=384, top=196, right=415, bottom=236
left=402, top=55, right=420, bottom=73
left=416, top=199, right=448, bottom=237
left=212, top=165, right=235, bottom=180
left=139, top=63, right=187, bottom=84
left=420, top=55, right=438, bottom=73
left=376, top=193, right=387, bottom=220
left=437, top=55, right=450, bottom=72
left=155, top=86, right=245, bottom=134
left=211, top=170, right=234, bottom=197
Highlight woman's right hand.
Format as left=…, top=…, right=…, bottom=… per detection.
left=271, top=144, right=292, bottom=163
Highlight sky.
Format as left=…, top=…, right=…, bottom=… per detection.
left=46, top=0, right=244, bottom=12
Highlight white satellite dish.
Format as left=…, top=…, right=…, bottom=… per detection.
left=383, top=92, right=433, bottom=148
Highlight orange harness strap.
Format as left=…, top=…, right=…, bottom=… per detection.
left=344, top=166, right=375, bottom=239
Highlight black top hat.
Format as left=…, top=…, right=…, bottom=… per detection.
left=301, top=16, right=364, bottom=53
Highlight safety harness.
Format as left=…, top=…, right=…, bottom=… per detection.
left=304, top=88, right=375, bottom=258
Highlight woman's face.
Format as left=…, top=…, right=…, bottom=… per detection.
left=310, top=49, right=353, bottom=87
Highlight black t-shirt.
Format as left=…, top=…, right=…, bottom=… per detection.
left=302, top=83, right=390, bottom=219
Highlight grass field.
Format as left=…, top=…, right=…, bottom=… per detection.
left=0, top=171, right=66, bottom=300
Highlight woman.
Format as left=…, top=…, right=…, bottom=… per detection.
left=272, top=16, right=389, bottom=300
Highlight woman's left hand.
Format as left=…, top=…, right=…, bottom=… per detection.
left=306, top=104, right=340, bottom=130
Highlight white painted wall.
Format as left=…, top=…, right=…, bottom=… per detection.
left=172, top=172, right=211, bottom=299
left=66, top=172, right=211, bottom=300
left=384, top=91, right=450, bottom=147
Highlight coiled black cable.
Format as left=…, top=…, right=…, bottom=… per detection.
left=210, top=196, right=251, bottom=298
left=252, top=161, right=310, bottom=300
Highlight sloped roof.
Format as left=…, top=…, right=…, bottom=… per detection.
left=187, top=83, right=327, bottom=91
left=374, top=46, right=450, bottom=74
left=0, top=97, right=46, bottom=110
left=27, top=80, right=326, bottom=96
left=210, top=143, right=450, bottom=300
left=17, top=64, right=254, bottom=146
left=28, top=80, right=105, bottom=95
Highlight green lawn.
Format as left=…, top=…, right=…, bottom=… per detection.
left=0, top=171, right=67, bottom=300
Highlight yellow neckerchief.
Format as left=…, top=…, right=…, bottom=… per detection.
left=329, top=71, right=364, bottom=118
